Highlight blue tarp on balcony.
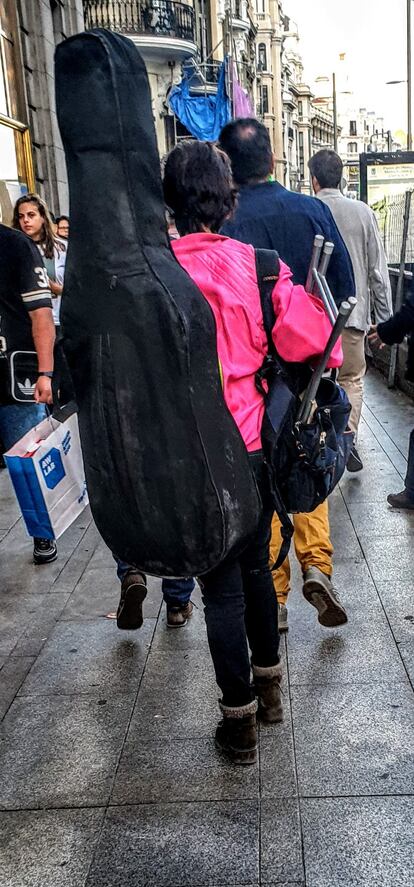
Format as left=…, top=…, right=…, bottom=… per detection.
left=168, top=61, right=230, bottom=141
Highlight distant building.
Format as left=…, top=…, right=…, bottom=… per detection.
left=279, top=30, right=337, bottom=192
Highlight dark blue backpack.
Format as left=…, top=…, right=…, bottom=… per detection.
left=255, top=249, right=353, bottom=567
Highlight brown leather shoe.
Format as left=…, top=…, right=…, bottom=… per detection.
left=166, top=601, right=193, bottom=628
left=215, top=699, right=258, bottom=765
left=252, top=663, right=284, bottom=723
left=387, top=489, right=414, bottom=510
left=116, top=570, right=147, bottom=630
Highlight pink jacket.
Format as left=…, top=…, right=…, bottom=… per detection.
left=172, top=233, right=342, bottom=452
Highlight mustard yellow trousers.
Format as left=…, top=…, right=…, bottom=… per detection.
left=269, top=501, right=333, bottom=605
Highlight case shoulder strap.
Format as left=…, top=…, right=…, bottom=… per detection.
left=255, top=248, right=280, bottom=353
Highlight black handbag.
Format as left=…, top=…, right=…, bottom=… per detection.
left=255, top=248, right=353, bottom=568
left=0, top=351, right=38, bottom=404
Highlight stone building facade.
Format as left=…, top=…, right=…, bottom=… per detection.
left=0, top=0, right=83, bottom=223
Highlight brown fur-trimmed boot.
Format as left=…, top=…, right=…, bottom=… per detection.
left=252, top=663, right=284, bottom=723
left=215, top=699, right=258, bottom=765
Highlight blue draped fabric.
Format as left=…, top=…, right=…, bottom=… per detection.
left=168, top=62, right=231, bottom=141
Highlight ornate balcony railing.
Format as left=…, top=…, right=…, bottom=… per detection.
left=84, top=0, right=196, bottom=43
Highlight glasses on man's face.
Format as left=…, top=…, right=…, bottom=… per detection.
left=58, top=225, right=69, bottom=234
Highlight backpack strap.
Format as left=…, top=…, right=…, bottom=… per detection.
left=255, top=248, right=293, bottom=572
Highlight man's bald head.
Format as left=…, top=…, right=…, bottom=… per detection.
left=219, top=118, right=273, bottom=186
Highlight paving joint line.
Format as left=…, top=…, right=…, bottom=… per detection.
left=82, top=601, right=162, bottom=886
left=338, top=464, right=414, bottom=696
left=284, top=636, right=308, bottom=887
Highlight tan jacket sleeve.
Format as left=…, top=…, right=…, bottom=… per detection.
left=367, top=208, right=393, bottom=324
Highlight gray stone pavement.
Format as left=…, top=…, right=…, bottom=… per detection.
left=1, top=367, right=414, bottom=887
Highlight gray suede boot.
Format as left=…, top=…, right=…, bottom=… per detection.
left=252, top=663, right=284, bottom=723
left=215, top=699, right=258, bottom=765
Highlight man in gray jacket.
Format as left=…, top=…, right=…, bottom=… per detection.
left=309, top=149, right=393, bottom=471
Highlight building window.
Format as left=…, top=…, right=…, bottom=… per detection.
left=347, top=141, right=358, bottom=153
left=261, top=84, right=269, bottom=115
left=299, top=130, right=304, bottom=178
left=0, top=8, right=34, bottom=225
left=298, top=100, right=303, bottom=119
left=257, top=43, right=267, bottom=72
left=349, top=120, right=357, bottom=136
left=256, top=0, right=266, bottom=13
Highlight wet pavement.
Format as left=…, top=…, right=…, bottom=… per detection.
left=1, top=367, right=414, bottom=887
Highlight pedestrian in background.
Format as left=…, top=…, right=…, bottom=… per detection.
left=13, top=194, right=66, bottom=328
left=219, top=118, right=351, bottom=633
left=309, top=149, right=393, bottom=471
left=0, top=223, right=56, bottom=564
left=369, top=292, right=414, bottom=509
left=56, top=215, right=70, bottom=240
left=13, top=195, right=74, bottom=405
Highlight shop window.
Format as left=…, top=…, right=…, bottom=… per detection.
left=0, top=7, right=34, bottom=224
left=0, top=123, right=32, bottom=225
left=299, top=130, right=304, bottom=178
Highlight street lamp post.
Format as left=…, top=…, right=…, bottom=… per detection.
left=386, top=1, right=412, bottom=150
left=332, top=71, right=338, bottom=151
left=407, top=0, right=412, bottom=149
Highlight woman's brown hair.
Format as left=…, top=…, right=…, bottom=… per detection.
left=12, top=193, right=64, bottom=259
left=163, top=141, right=237, bottom=236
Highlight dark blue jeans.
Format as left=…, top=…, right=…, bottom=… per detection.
left=199, top=452, right=280, bottom=708
left=0, top=403, right=47, bottom=450
left=406, top=428, right=414, bottom=498
left=115, top=558, right=194, bottom=607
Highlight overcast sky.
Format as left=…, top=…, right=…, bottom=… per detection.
left=285, top=0, right=409, bottom=135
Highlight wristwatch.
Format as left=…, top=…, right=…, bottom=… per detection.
left=37, top=371, right=53, bottom=379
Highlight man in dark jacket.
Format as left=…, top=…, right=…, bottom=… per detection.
left=220, top=119, right=355, bottom=301
left=369, top=293, right=414, bottom=509
left=219, top=118, right=354, bottom=632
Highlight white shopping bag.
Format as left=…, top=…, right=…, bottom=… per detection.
left=5, top=405, right=88, bottom=539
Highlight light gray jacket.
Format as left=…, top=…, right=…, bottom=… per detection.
left=316, top=188, right=393, bottom=331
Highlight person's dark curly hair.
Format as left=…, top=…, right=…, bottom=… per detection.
left=163, top=140, right=237, bottom=236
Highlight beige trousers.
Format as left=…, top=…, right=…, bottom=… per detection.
left=338, top=327, right=366, bottom=439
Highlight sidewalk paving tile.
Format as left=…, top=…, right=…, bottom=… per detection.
left=0, top=656, right=34, bottom=720
left=0, top=808, right=105, bottom=887
left=128, top=650, right=219, bottom=739
left=18, top=619, right=155, bottom=696
left=374, top=580, right=414, bottom=644
left=0, top=694, right=134, bottom=810
left=260, top=799, right=304, bottom=884
left=259, top=724, right=297, bottom=799
left=301, top=797, right=414, bottom=887
left=291, top=681, right=414, bottom=796
left=286, top=620, right=407, bottom=686
left=59, top=568, right=161, bottom=621
left=360, top=534, right=414, bottom=582
left=111, top=736, right=259, bottom=804
left=1, top=592, right=71, bottom=658
left=346, top=501, right=414, bottom=538
left=85, top=801, right=259, bottom=887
